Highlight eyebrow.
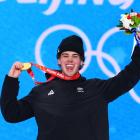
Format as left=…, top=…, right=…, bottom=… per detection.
left=61, top=53, right=79, bottom=56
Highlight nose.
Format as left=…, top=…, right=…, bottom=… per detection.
left=67, top=56, right=73, bottom=62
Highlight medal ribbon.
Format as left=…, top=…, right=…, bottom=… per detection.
left=26, top=63, right=80, bottom=85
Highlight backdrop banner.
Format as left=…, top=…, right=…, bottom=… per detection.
left=0, top=0, right=140, bottom=140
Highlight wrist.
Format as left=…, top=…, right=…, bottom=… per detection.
left=134, top=32, right=140, bottom=47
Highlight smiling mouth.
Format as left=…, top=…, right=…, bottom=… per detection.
left=65, top=64, right=74, bottom=71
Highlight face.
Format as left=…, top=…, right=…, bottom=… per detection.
left=58, top=51, right=84, bottom=77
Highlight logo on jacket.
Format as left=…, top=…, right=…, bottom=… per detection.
left=48, top=90, right=55, bottom=96
left=76, top=87, right=84, bottom=93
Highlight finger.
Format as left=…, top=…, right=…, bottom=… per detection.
left=137, top=32, right=140, bottom=38
left=14, top=62, right=23, bottom=70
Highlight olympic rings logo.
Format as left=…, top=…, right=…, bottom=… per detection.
left=35, top=24, right=140, bottom=104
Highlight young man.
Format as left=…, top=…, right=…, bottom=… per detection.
left=1, top=35, right=140, bottom=140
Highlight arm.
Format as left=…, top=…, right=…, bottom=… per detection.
left=0, top=62, right=34, bottom=123
left=99, top=45, right=140, bottom=103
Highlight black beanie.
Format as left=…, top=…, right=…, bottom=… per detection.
left=57, top=35, right=85, bottom=61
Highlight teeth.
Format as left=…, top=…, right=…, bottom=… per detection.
left=66, top=64, right=73, bottom=67
left=66, top=64, right=74, bottom=71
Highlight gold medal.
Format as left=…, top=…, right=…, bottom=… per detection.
left=22, top=63, right=31, bottom=70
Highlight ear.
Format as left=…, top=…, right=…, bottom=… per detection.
left=79, top=61, right=84, bottom=70
left=58, top=59, right=61, bottom=65
left=80, top=61, right=84, bottom=66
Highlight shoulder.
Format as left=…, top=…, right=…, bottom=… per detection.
left=85, top=78, right=109, bottom=88
left=31, top=82, right=47, bottom=92
left=87, top=78, right=104, bottom=83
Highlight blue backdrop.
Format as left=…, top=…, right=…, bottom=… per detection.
left=0, top=0, right=140, bottom=140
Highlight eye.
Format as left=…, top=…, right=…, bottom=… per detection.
left=62, top=54, right=68, bottom=58
left=73, top=55, right=79, bottom=58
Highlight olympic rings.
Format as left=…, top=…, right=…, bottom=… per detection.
left=35, top=24, right=140, bottom=104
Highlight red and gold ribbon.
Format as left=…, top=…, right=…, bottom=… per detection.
left=23, top=63, right=80, bottom=85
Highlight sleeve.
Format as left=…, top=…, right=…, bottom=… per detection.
left=0, top=75, right=34, bottom=123
left=98, top=46, right=140, bottom=103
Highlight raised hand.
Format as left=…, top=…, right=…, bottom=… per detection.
left=134, top=32, right=140, bottom=47
left=8, top=62, right=24, bottom=78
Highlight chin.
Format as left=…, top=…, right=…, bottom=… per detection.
left=63, top=71, right=77, bottom=77
left=64, top=73, right=74, bottom=77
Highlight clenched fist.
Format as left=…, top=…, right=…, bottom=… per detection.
left=8, top=62, right=24, bottom=78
